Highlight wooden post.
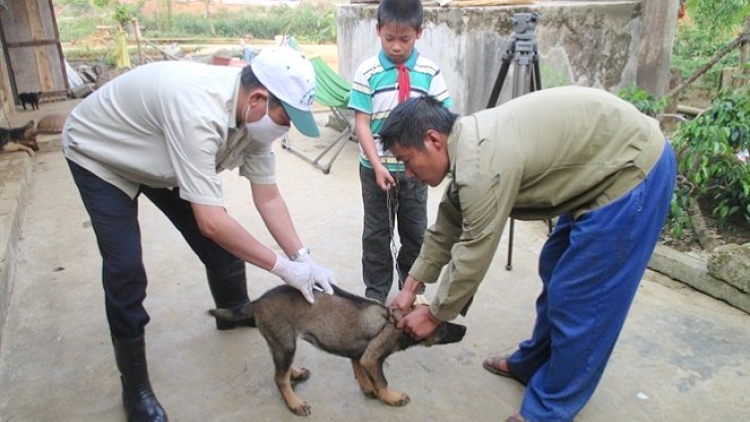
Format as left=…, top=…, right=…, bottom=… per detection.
left=205, top=0, right=216, bottom=37
left=132, top=17, right=144, bottom=66
left=741, top=15, right=750, bottom=75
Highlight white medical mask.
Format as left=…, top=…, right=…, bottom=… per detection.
left=245, top=98, right=290, bottom=144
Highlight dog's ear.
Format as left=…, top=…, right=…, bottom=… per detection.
left=24, top=125, right=37, bottom=140
left=24, top=120, right=35, bottom=130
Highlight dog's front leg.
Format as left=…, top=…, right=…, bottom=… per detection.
left=351, top=359, right=376, bottom=398
left=2, top=143, right=35, bottom=157
left=19, top=144, right=35, bottom=157
left=359, top=331, right=411, bottom=406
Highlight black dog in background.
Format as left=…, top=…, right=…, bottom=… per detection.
left=19, top=91, right=42, bottom=111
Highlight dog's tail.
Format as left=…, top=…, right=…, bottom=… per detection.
left=209, top=302, right=254, bottom=322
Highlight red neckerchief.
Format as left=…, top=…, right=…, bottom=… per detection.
left=397, top=64, right=410, bottom=103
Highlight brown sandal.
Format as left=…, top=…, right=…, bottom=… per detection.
left=482, top=355, right=526, bottom=386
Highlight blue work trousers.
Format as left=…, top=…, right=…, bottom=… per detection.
left=360, top=164, right=427, bottom=303
left=507, top=144, right=677, bottom=422
left=67, top=159, right=239, bottom=339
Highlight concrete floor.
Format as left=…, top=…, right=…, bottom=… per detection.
left=1, top=102, right=749, bottom=422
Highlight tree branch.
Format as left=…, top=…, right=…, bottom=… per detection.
left=667, top=29, right=750, bottom=100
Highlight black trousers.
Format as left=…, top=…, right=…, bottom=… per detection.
left=359, top=164, right=427, bottom=303
left=67, top=159, right=239, bottom=339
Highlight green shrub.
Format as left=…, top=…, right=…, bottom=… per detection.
left=540, top=64, right=570, bottom=89
left=57, top=17, right=99, bottom=43
left=139, top=12, right=211, bottom=37
left=617, top=84, right=668, bottom=117
left=212, top=8, right=292, bottom=40
left=57, top=0, right=95, bottom=15
left=136, top=5, right=336, bottom=43
left=671, top=0, right=750, bottom=89
left=668, top=88, right=750, bottom=236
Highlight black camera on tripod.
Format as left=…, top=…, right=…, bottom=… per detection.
left=486, top=12, right=542, bottom=109
left=485, top=12, right=544, bottom=271
left=512, top=12, right=540, bottom=37
left=511, top=12, right=540, bottom=57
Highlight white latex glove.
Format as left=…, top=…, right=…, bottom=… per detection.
left=270, top=254, right=331, bottom=304
left=294, top=253, right=337, bottom=293
left=271, top=254, right=315, bottom=303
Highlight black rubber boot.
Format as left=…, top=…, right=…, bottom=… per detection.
left=112, top=336, right=168, bottom=422
left=207, top=260, right=255, bottom=330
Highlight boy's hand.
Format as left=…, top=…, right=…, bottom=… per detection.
left=374, top=165, right=396, bottom=191
left=390, top=289, right=415, bottom=315
left=389, top=277, right=424, bottom=315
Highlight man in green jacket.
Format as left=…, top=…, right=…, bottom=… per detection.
left=385, top=87, right=676, bottom=422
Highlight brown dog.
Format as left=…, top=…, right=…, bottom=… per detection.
left=211, top=285, right=466, bottom=416
left=1, top=120, right=38, bottom=157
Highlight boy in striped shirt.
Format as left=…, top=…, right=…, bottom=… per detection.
left=348, top=0, right=452, bottom=304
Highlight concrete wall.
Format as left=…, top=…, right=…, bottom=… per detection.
left=337, top=1, right=651, bottom=115
left=637, top=0, right=679, bottom=96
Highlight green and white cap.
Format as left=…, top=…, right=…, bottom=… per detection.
left=250, top=46, right=319, bottom=138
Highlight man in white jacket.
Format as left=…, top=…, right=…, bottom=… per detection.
left=62, top=47, right=333, bottom=422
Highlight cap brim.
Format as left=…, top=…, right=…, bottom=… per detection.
left=282, top=102, right=320, bottom=138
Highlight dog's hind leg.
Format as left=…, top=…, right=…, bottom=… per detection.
left=351, top=359, right=376, bottom=398
left=276, top=363, right=312, bottom=415
left=264, top=333, right=312, bottom=416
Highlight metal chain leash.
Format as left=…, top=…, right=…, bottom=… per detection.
left=386, top=172, right=402, bottom=280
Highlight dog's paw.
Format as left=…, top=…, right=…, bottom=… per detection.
left=291, top=367, right=311, bottom=385
left=379, top=389, right=411, bottom=407
left=290, top=401, right=312, bottom=416
left=392, top=392, right=411, bottom=407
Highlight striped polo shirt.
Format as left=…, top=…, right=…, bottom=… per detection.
left=348, top=49, right=452, bottom=171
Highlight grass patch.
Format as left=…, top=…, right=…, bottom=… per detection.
left=57, top=16, right=101, bottom=43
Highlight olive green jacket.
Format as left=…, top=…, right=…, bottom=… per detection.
left=410, top=86, right=666, bottom=321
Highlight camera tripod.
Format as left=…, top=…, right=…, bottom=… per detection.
left=485, top=12, right=543, bottom=271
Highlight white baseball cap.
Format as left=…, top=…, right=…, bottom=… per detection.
left=250, top=46, right=319, bottom=138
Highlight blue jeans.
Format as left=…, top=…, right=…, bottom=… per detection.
left=507, top=144, right=677, bottom=422
left=67, top=159, right=240, bottom=339
left=360, top=164, right=427, bottom=303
